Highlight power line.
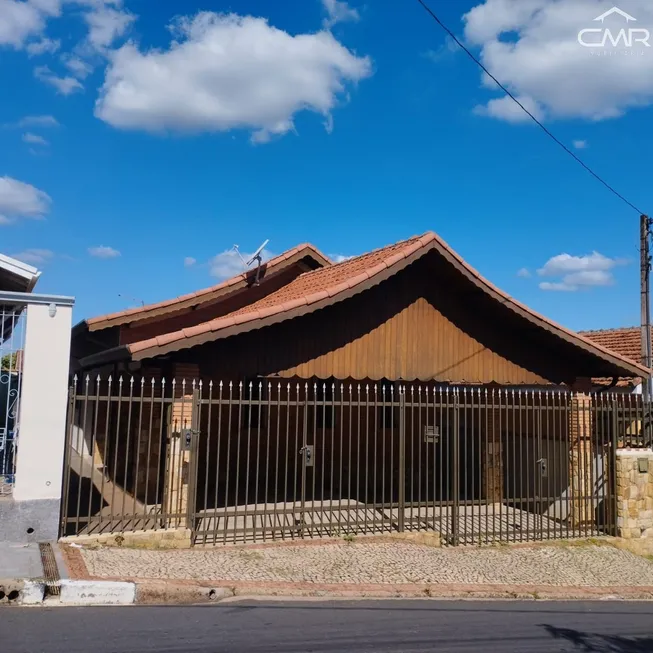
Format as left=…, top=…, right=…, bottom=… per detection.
left=415, top=0, right=647, bottom=216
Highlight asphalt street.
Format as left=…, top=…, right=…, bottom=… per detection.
left=2, top=600, right=653, bottom=652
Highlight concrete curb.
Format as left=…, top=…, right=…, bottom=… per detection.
left=0, top=579, right=46, bottom=605
left=128, top=579, right=653, bottom=604
left=57, top=580, right=136, bottom=605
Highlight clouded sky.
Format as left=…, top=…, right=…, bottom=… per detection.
left=1, top=0, right=651, bottom=330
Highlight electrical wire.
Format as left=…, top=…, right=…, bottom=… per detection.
left=415, top=0, right=647, bottom=217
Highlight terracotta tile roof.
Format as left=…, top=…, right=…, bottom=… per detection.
left=85, top=244, right=331, bottom=330
left=581, top=327, right=651, bottom=387
left=129, top=234, right=426, bottom=355
left=121, top=232, right=649, bottom=382
left=581, top=327, right=648, bottom=365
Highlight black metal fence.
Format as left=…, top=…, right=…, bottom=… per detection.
left=61, top=377, right=651, bottom=545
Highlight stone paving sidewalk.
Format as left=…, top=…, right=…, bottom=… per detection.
left=76, top=539, right=653, bottom=588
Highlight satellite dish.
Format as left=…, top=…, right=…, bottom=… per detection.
left=246, top=239, right=269, bottom=267
left=232, top=239, right=270, bottom=286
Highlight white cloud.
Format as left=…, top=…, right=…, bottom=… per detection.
left=537, top=250, right=628, bottom=291
left=463, top=0, right=653, bottom=122
left=209, top=247, right=274, bottom=280
left=183, top=256, right=196, bottom=267
left=473, top=94, right=545, bottom=123
left=95, top=12, right=372, bottom=143
left=22, top=132, right=49, bottom=145
left=62, top=54, right=93, bottom=78
left=10, top=248, right=54, bottom=265
left=26, top=36, right=60, bottom=55
left=573, top=139, right=588, bottom=149
left=424, top=39, right=459, bottom=65
left=0, top=0, right=59, bottom=49
left=517, top=267, right=531, bottom=278
left=84, top=2, right=134, bottom=51
left=322, top=0, right=360, bottom=28
left=34, top=65, right=84, bottom=94
left=0, top=176, right=51, bottom=225
left=88, top=245, right=120, bottom=258
left=17, top=114, right=59, bottom=128
left=329, top=253, right=355, bottom=263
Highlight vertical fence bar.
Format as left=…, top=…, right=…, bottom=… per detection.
left=74, top=376, right=89, bottom=534
left=364, top=383, right=370, bottom=535
left=355, top=383, right=361, bottom=535
left=451, top=389, right=460, bottom=546
left=321, top=383, right=328, bottom=536
left=133, top=378, right=145, bottom=529
left=60, top=382, right=76, bottom=537
left=492, top=388, right=498, bottom=545
left=398, top=385, right=406, bottom=533
left=273, top=382, right=281, bottom=540
left=438, top=388, right=444, bottom=541
left=209, top=380, right=219, bottom=545
left=415, top=385, right=420, bottom=531
left=329, top=383, right=336, bottom=535
left=373, top=384, right=378, bottom=534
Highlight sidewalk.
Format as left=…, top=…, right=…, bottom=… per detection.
left=0, top=542, right=47, bottom=604
left=60, top=537, right=653, bottom=604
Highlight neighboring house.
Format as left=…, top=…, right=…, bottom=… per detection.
left=65, top=232, right=649, bottom=545
left=581, top=327, right=650, bottom=393
left=0, top=255, right=40, bottom=496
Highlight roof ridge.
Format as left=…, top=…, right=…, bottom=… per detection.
left=580, top=326, right=642, bottom=334
left=297, top=233, right=430, bottom=278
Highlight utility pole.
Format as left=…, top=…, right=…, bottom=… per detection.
left=640, top=214, right=652, bottom=399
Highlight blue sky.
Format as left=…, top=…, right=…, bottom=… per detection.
left=1, top=0, right=652, bottom=331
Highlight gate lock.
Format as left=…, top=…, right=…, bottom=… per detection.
left=536, top=458, right=548, bottom=478
left=299, top=445, right=314, bottom=467
left=181, top=429, right=198, bottom=450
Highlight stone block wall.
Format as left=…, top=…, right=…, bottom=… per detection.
left=616, top=449, right=653, bottom=539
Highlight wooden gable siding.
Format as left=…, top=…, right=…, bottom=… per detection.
left=273, top=296, right=548, bottom=383
left=185, top=252, right=571, bottom=384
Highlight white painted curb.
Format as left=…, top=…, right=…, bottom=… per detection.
left=20, top=581, right=46, bottom=605
left=59, top=580, right=136, bottom=605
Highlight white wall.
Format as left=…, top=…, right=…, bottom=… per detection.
left=13, top=301, right=73, bottom=501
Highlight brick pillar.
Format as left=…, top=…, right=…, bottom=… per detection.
left=569, top=393, right=594, bottom=526
left=163, top=364, right=199, bottom=528
left=482, top=407, right=503, bottom=504
left=616, top=449, right=653, bottom=539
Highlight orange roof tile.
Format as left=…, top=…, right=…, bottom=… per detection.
left=581, top=327, right=649, bottom=365
left=581, top=327, right=652, bottom=386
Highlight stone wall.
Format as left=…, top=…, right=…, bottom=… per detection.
left=616, top=449, right=653, bottom=540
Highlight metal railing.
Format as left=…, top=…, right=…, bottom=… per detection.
left=0, top=305, right=26, bottom=496
left=61, top=377, right=651, bottom=545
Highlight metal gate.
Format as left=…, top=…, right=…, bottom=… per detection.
left=1, top=304, right=26, bottom=497
left=61, top=377, right=641, bottom=544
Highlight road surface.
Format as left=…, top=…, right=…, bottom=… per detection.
left=3, top=600, right=653, bottom=652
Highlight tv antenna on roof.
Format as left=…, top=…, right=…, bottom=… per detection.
left=232, top=239, right=269, bottom=286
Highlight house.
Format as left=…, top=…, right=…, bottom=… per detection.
left=65, top=232, right=649, bottom=546
left=72, top=232, right=643, bottom=385
left=581, top=327, right=651, bottom=393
